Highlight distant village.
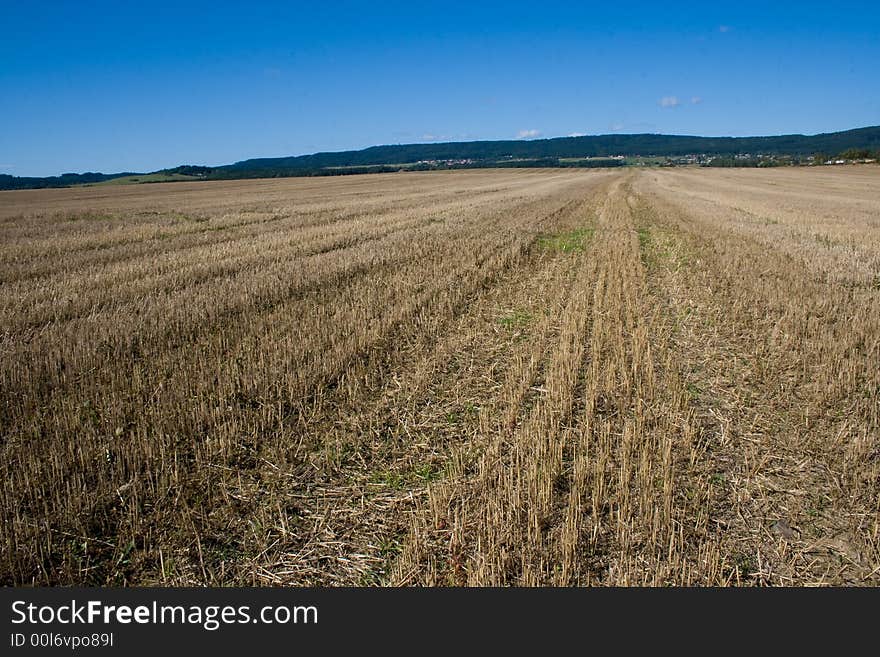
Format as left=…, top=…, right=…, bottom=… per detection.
left=414, top=151, right=878, bottom=170
left=658, top=150, right=878, bottom=168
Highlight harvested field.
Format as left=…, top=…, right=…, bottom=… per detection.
left=1, top=167, right=878, bottom=586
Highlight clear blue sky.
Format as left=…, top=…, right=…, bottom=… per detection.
left=2, top=1, right=878, bottom=176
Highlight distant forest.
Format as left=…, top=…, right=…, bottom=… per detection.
left=3, top=126, right=879, bottom=190
left=0, top=172, right=137, bottom=191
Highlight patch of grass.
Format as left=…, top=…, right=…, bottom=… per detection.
left=731, top=552, right=757, bottom=579
left=65, top=211, right=115, bottom=222
left=537, top=227, right=594, bottom=253
left=447, top=403, right=480, bottom=426
left=637, top=227, right=659, bottom=269
left=172, top=212, right=209, bottom=224
left=370, top=470, right=406, bottom=490
left=624, top=156, right=667, bottom=166
left=95, top=173, right=199, bottom=186
left=357, top=535, right=405, bottom=585
left=370, top=462, right=444, bottom=489
left=413, top=463, right=442, bottom=483
left=378, top=537, right=402, bottom=559
left=498, top=309, right=533, bottom=329
left=637, top=225, right=693, bottom=272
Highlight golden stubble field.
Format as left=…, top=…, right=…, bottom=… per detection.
left=1, top=167, right=878, bottom=586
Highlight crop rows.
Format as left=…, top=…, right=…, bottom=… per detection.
left=1, top=167, right=877, bottom=585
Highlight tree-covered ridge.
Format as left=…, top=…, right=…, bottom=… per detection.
left=224, top=126, right=880, bottom=170
left=0, top=172, right=137, bottom=190
left=3, top=126, right=879, bottom=190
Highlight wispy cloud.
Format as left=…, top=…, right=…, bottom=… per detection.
left=658, top=96, right=681, bottom=108
left=690, top=96, right=703, bottom=104
left=719, top=25, right=731, bottom=33
left=610, top=121, right=658, bottom=133
left=567, top=132, right=586, bottom=137
left=517, top=129, right=541, bottom=139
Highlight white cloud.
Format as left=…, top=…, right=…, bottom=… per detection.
left=517, top=129, right=542, bottom=139
left=691, top=96, right=703, bottom=104
left=610, top=121, right=657, bottom=133
left=658, top=96, right=681, bottom=108
left=567, top=132, right=586, bottom=137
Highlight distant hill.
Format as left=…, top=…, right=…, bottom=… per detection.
left=91, top=172, right=203, bottom=186
left=0, top=171, right=136, bottom=190
left=222, top=126, right=880, bottom=173
left=3, top=126, right=879, bottom=190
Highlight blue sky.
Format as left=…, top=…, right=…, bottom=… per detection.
left=2, top=1, right=879, bottom=176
